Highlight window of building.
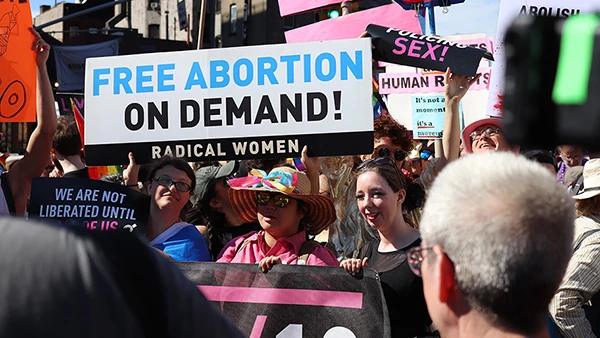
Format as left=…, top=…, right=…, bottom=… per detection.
left=148, top=24, right=160, bottom=39
left=216, top=0, right=221, bottom=13
left=230, top=4, right=237, bottom=34
left=148, top=0, right=160, bottom=11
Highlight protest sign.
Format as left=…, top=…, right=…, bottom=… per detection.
left=367, top=24, right=493, bottom=77
left=84, top=39, right=373, bottom=165
left=380, top=67, right=491, bottom=94
left=486, top=0, right=600, bottom=117
left=178, top=263, right=390, bottom=338
left=55, top=92, right=85, bottom=116
left=29, top=178, right=149, bottom=234
left=0, top=0, right=35, bottom=122
left=285, top=4, right=420, bottom=44
left=411, top=95, right=463, bottom=139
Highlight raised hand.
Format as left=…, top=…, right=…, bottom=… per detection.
left=444, top=67, right=481, bottom=103
left=29, top=28, right=50, bottom=67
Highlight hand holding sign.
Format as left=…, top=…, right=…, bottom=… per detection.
left=444, top=68, right=482, bottom=104
left=30, top=28, right=50, bottom=68
left=366, top=24, right=493, bottom=76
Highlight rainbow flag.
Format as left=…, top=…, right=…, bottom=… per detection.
left=70, top=99, right=122, bottom=180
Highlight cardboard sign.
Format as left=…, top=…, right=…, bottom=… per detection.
left=178, top=263, right=390, bottom=338
left=29, top=178, right=149, bottom=234
left=380, top=67, right=491, bottom=94
left=486, top=0, right=600, bottom=117
left=285, top=4, right=420, bottom=44
left=0, top=0, right=35, bottom=122
left=411, top=95, right=463, bottom=139
left=367, top=24, right=493, bottom=77
left=84, top=39, right=374, bottom=165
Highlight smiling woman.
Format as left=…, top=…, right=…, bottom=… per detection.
left=123, top=154, right=211, bottom=262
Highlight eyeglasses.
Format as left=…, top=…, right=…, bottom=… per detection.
left=153, top=176, right=192, bottom=192
left=256, top=192, right=291, bottom=208
left=469, top=127, right=502, bottom=141
left=358, top=157, right=403, bottom=182
left=408, top=246, right=434, bottom=277
left=377, top=147, right=407, bottom=162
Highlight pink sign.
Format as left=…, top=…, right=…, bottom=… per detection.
left=285, top=3, right=420, bottom=43
left=279, top=0, right=342, bottom=17
left=379, top=67, right=492, bottom=94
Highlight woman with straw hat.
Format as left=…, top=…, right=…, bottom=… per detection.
left=216, top=166, right=339, bottom=272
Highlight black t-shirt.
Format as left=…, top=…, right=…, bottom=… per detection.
left=209, top=222, right=262, bottom=260
left=62, top=167, right=90, bottom=179
left=361, top=238, right=432, bottom=338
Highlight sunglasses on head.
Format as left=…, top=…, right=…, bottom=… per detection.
left=358, top=157, right=403, bottom=181
left=256, top=192, right=291, bottom=208
left=377, top=147, right=407, bottom=162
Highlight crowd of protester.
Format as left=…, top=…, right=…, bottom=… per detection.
left=2, top=29, right=600, bottom=338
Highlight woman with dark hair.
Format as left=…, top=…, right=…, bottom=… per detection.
left=340, top=158, right=431, bottom=338
left=124, top=153, right=210, bottom=262
left=216, top=166, right=339, bottom=271
left=187, top=161, right=261, bottom=260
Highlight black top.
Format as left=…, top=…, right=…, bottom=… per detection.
left=210, top=222, right=262, bottom=260
left=361, top=238, right=432, bottom=338
left=62, top=167, right=90, bottom=179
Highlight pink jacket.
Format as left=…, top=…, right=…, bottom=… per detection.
left=217, top=230, right=339, bottom=266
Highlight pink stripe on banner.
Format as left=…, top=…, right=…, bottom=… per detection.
left=379, top=67, right=491, bottom=94
left=279, top=0, right=342, bottom=17
left=285, top=3, right=420, bottom=43
left=198, top=286, right=363, bottom=309
left=250, top=315, right=268, bottom=338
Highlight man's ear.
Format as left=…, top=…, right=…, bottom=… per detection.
left=298, top=202, right=309, bottom=218
left=435, top=245, right=457, bottom=304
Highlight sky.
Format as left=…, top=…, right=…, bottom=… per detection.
left=30, top=0, right=502, bottom=37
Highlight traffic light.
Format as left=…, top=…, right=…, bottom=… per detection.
left=315, top=2, right=360, bottom=22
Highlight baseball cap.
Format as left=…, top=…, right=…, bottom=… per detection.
left=191, top=161, right=237, bottom=207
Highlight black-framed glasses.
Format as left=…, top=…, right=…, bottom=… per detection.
left=408, top=246, right=434, bottom=277
left=469, top=127, right=502, bottom=142
left=358, top=157, right=403, bottom=182
left=377, top=147, right=407, bottom=162
left=153, top=176, right=192, bottom=192
left=256, top=192, right=291, bottom=208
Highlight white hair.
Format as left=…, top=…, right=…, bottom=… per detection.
left=420, top=152, right=575, bottom=333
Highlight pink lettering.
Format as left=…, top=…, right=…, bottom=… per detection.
left=421, top=43, right=441, bottom=61
left=407, top=40, right=425, bottom=58
left=393, top=37, right=409, bottom=55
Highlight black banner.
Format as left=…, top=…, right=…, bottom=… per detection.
left=367, top=24, right=493, bottom=76
left=29, top=178, right=149, bottom=234
left=55, top=92, right=85, bottom=116
left=178, top=263, right=390, bottom=338
left=85, top=131, right=375, bottom=165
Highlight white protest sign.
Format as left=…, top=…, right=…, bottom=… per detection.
left=84, top=39, right=373, bottom=165
left=486, top=0, right=600, bottom=117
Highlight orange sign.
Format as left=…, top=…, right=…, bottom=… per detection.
left=0, top=0, right=36, bottom=122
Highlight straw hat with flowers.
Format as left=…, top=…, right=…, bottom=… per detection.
left=227, top=166, right=336, bottom=235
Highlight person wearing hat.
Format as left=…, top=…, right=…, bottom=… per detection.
left=550, top=159, right=600, bottom=337
left=189, top=161, right=261, bottom=260
left=216, top=166, right=339, bottom=271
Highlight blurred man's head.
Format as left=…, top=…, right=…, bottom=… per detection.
left=416, top=152, right=574, bottom=337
